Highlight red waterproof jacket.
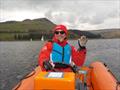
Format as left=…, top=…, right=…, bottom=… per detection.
left=38, top=39, right=87, bottom=72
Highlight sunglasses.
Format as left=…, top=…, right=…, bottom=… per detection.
left=54, top=31, right=65, bottom=35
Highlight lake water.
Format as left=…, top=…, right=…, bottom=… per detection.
left=0, top=39, right=120, bottom=90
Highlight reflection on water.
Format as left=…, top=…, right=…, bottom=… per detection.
left=0, top=39, right=120, bottom=90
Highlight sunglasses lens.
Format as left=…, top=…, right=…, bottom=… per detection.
left=60, top=31, right=65, bottom=34
left=55, top=31, right=65, bottom=35
left=55, top=32, right=59, bottom=34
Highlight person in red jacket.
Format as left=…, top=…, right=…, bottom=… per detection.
left=38, top=24, right=88, bottom=72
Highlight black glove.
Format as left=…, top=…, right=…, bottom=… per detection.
left=71, top=65, right=79, bottom=73
left=78, top=39, right=86, bottom=50
left=43, top=61, right=53, bottom=71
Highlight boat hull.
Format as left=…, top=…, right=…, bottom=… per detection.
left=13, top=61, right=120, bottom=90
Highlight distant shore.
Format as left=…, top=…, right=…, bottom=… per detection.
left=0, top=37, right=120, bottom=41
left=0, top=18, right=120, bottom=41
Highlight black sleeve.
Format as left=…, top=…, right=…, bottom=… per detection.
left=77, top=40, right=86, bottom=51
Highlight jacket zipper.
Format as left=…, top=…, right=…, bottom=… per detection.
left=62, top=47, right=64, bottom=63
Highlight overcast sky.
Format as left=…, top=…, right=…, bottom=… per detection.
left=0, top=0, right=120, bottom=30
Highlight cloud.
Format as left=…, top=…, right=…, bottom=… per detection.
left=0, top=0, right=120, bottom=30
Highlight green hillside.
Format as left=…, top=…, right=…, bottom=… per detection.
left=0, top=18, right=55, bottom=32
left=0, top=18, right=120, bottom=41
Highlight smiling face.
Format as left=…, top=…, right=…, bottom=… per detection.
left=54, top=30, right=66, bottom=42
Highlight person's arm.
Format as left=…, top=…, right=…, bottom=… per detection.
left=71, top=46, right=86, bottom=66
left=71, top=35, right=88, bottom=66
left=38, top=42, right=52, bottom=71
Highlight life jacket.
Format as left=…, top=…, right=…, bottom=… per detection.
left=50, top=42, right=71, bottom=65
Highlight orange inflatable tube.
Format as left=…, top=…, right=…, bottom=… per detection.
left=12, top=66, right=41, bottom=90
left=89, top=61, right=120, bottom=90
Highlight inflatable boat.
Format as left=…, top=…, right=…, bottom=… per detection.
left=13, top=61, right=120, bottom=90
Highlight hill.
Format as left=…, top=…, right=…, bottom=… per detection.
left=69, top=29, right=120, bottom=39
left=0, top=18, right=120, bottom=40
left=0, top=18, right=56, bottom=40
left=0, top=18, right=55, bottom=32
left=89, top=29, right=120, bottom=39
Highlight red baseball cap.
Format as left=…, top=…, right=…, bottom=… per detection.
left=53, top=25, right=68, bottom=35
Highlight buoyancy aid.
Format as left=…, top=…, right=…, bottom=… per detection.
left=50, top=43, right=71, bottom=65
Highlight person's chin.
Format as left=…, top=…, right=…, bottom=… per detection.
left=58, top=39, right=64, bottom=42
